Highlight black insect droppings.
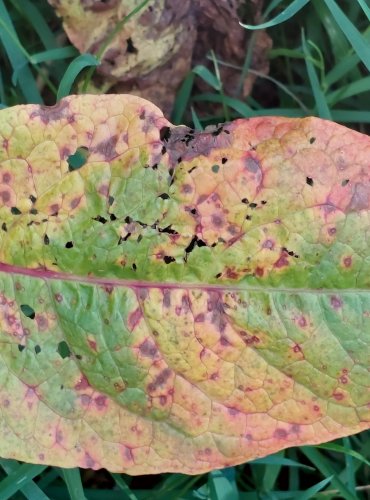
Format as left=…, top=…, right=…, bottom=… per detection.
left=30, top=208, right=38, bottom=215
left=215, top=272, right=222, bottom=278
left=245, top=215, right=252, bottom=220
left=108, top=195, right=115, bottom=206
left=44, top=234, right=50, bottom=245
left=65, top=241, right=74, bottom=249
left=110, top=213, right=117, bottom=221
left=190, top=208, right=197, bottom=215
left=221, top=157, right=228, bottom=164
left=249, top=203, right=257, bottom=209
left=132, top=263, right=137, bottom=271
left=34, top=345, right=41, bottom=354
left=309, top=137, right=316, bottom=144
left=188, top=166, right=197, bottom=173
left=158, top=193, right=170, bottom=200
left=18, top=344, right=25, bottom=352
left=241, top=198, right=249, bottom=204
left=161, top=146, right=167, bottom=155
left=126, top=37, right=138, bottom=54
left=1, top=222, right=7, bottom=232
left=342, top=179, right=349, bottom=186
left=29, top=195, right=37, bottom=203
left=11, top=207, right=21, bottom=215
left=124, top=216, right=133, bottom=224
left=306, top=177, right=314, bottom=186
left=93, top=215, right=108, bottom=224
left=164, top=256, right=175, bottom=264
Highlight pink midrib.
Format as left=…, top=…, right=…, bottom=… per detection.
left=0, top=262, right=366, bottom=295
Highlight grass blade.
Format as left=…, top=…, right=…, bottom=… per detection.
left=241, top=0, right=310, bottom=30
left=30, top=47, right=79, bottom=65
left=208, top=468, right=239, bottom=500
left=172, top=72, right=195, bottom=124
left=357, top=0, right=370, bottom=21
left=323, top=0, right=370, bottom=72
left=295, top=475, right=334, bottom=500
left=9, top=0, right=57, bottom=49
left=0, top=459, right=50, bottom=500
left=300, top=447, right=358, bottom=500
left=0, top=462, right=47, bottom=500
left=60, top=468, right=87, bottom=500
left=301, top=30, right=332, bottom=119
left=57, top=53, right=99, bottom=100
left=0, top=0, right=41, bottom=103
left=111, top=473, right=138, bottom=500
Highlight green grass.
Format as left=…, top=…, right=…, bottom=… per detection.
left=0, top=0, right=370, bottom=498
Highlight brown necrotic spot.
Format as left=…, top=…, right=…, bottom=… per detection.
left=2, top=172, right=11, bottom=183
left=343, top=256, right=352, bottom=268
left=245, top=156, right=261, bottom=173
left=148, top=368, right=172, bottom=393
left=94, top=135, right=118, bottom=160
left=139, top=339, right=158, bottom=358
left=274, top=428, right=288, bottom=439
left=127, top=308, right=143, bottom=331
left=32, top=100, right=70, bottom=124
left=330, top=295, right=343, bottom=309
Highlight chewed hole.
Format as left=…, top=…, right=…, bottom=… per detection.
left=20, top=304, right=35, bottom=320
left=57, top=341, right=71, bottom=359
left=67, top=146, right=89, bottom=171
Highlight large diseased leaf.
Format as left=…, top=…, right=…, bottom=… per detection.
left=0, top=94, right=370, bottom=474
left=47, top=0, right=271, bottom=113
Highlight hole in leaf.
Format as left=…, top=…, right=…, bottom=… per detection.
left=57, top=341, right=71, bottom=359
left=160, top=126, right=171, bottom=141
left=67, top=146, right=89, bottom=171
left=20, top=304, right=35, bottom=320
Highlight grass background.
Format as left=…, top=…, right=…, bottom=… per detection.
left=0, top=0, right=370, bottom=498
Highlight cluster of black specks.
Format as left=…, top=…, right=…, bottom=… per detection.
left=241, top=198, right=267, bottom=221
left=282, top=246, right=300, bottom=259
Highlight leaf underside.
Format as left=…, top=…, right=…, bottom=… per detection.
left=0, top=94, right=370, bottom=474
